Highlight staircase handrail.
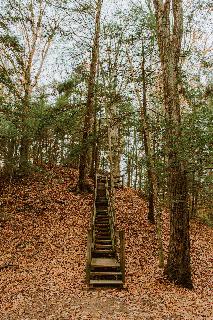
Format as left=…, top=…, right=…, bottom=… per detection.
left=106, top=176, right=116, bottom=252
left=86, top=229, right=92, bottom=284
left=119, top=230, right=125, bottom=284
left=91, top=173, right=98, bottom=250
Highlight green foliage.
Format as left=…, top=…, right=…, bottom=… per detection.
left=182, top=102, right=213, bottom=170
left=0, top=115, right=17, bottom=138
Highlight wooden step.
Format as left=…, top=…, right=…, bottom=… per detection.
left=95, top=244, right=112, bottom=249
left=96, top=211, right=108, bottom=215
left=96, top=206, right=108, bottom=208
left=95, top=227, right=110, bottom=231
left=95, top=226, right=109, bottom=229
left=95, top=222, right=109, bottom=225
left=96, top=227, right=110, bottom=232
left=95, top=230, right=110, bottom=234
left=96, top=232, right=110, bottom=236
left=91, top=258, right=120, bottom=268
left=94, top=249, right=114, bottom=254
left=95, top=236, right=111, bottom=240
left=96, top=216, right=108, bottom=219
left=90, top=271, right=122, bottom=276
left=95, top=229, right=110, bottom=233
left=96, top=216, right=109, bottom=219
left=95, top=216, right=109, bottom=219
left=95, top=233, right=111, bottom=237
left=95, top=241, right=112, bottom=245
left=93, top=253, right=115, bottom=258
left=96, top=208, right=108, bottom=212
left=89, top=279, right=123, bottom=286
left=95, top=239, right=112, bottom=243
left=96, top=199, right=108, bottom=203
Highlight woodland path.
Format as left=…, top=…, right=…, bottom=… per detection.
left=0, top=166, right=212, bottom=319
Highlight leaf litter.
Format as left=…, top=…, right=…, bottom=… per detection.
left=0, top=166, right=212, bottom=319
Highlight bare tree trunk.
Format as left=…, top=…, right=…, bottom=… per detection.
left=141, top=43, right=156, bottom=224
left=78, top=0, right=103, bottom=191
left=19, top=134, right=30, bottom=173
left=127, top=155, right=131, bottom=188
left=153, top=0, right=193, bottom=288
left=90, top=114, right=97, bottom=180
left=19, top=92, right=30, bottom=174
left=126, top=123, right=132, bottom=187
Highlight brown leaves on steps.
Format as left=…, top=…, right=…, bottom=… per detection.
left=0, top=170, right=212, bottom=319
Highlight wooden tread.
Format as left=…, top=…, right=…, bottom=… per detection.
left=90, top=271, right=122, bottom=276
left=90, top=279, right=123, bottom=286
left=94, top=250, right=113, bottom=254
left=95, top=244, right=112, bottom=249
left=91, top=258, right=120, bottom=268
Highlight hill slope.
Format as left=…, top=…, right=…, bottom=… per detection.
left=0, top=167, right=212, bottom=319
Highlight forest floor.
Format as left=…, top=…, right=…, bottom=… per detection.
left=0, top=166, right=212, bottom=320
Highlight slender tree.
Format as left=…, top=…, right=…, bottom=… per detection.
left=78, top=0, right=103, bottom=191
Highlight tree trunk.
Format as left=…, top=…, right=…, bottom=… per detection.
left=19, top=75, right=31, bottom=174
left=19, top=133, right=30, bottom=174
left=153, top=0, right=193, bottom=288
left=127, top=153, right=132, bottom=188
left=78, top=0, right=103, bottom=191
left=4, top=138, right=16, bottom=176
left=165, top=165, right=192, bottom=287
left=141, top=43, right=156, bottom=224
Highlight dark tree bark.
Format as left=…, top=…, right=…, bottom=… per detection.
left=166, top=166, right=192, bottom=287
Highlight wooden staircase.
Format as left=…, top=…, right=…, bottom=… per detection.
left=86, top=175, right=125, bottom=288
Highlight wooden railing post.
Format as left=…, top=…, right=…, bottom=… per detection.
left=86, top=229, right=92, bottom=285
left=91, top=174, right=98, bottom=250
left=119, top=230, right=125, bottom=284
